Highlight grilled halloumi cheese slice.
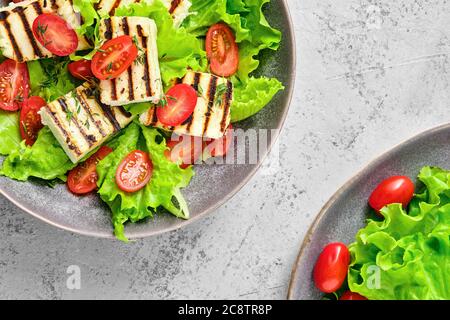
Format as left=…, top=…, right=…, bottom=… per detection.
left=98, top=16, right=163, bottom=107
left=96, top=0, right=192, bottom=28
left=0, top=0, right=92, bottom=62
left=39, top=82, right=134, bottom=163
left=140, top=71, right=233, bottom=140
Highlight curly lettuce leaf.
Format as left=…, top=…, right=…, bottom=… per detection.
left=184, top=0, right=250, bottom=41
left=231, top=77, right=284, bottom=122
left=348, top=167, right=450, bottom=300
left=227, top=0, right=249, bottom=14
left=0, top=110, right=21, bottom=156
left=115, top=0, right=206, bottom=86
left=97, top=123, right=194, bottom=242
left=0, top=127, right=76, bottom=181
left=235, top=0, right=281, bottom=80
left=72, top=0, right=100, bottom=36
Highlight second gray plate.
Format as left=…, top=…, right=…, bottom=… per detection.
left=288, top=123, right=450, bottom=300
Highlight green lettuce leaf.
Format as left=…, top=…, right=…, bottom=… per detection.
left=184, top=0, right=250, bottom=42
left=227, top=0, right=249, bottom=14
left=348, top=166, right=450, bottom=300
left=0, top=110, right=21, bottom=156
left=72, top=0, right=100, bottom=37
left=231, top=77, right=284, bottom=122
left=229, top=0, right=284, bottom=121
left=124, top=102, right=153, bottom=116
left=115, top=0, right=206, bottom=87
left=0, top=127, right=76, bottom=181
left=70, top=0, right=103, bottom=61
left=97, top=123, right=194, bottom=242
left=235, top=0, right=282, bottom=81
left=28, top=58, right=80, bottom=102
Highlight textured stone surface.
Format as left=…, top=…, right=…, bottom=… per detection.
left=1, top=0, right=449, bottom=299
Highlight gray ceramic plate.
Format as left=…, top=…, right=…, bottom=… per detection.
left=0, top=0, right=295, bottom=239
left=288, top=123, right=450, bottom=300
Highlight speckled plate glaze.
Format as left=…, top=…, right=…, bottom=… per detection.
left=288, top=123, right=450, bottom=300
left=0, top=0, right=296, bottom=239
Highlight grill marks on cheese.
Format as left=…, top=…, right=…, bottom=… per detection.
left=137, top=25, right=153, bottom=99
left=98, top=16, right=163, bottom=106
left=140, top=71, right=233, bottom=139
left=39, top=82, right=133, bottom=163
left=168, top=0, right=181, bottom=14
left=0, top=0, right=91, bottom=62
left=96, top=0, right=191, bottom=27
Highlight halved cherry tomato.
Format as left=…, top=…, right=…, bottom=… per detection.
left=91, top=35, right=138, bottom=80
left=68, top=59, right=93, bottom=80
left=340, top=291, right=368, bottom=300
left=313, top=243, right=350, bottom=293
left=368, top=176, right=415, bottom=213
left=32, top=14, right=78, bottom=56
left=116, top=150, right=153, bottom=193
left=156, top=84, right=198, bottom=127
left=203, top=124, right=233, bottom=159
left=67, top=146, right=113, bottom=195
left=0, top=59, right=30, bottom=111
left=20, top=96, right=46, bottom=146
left=206, top=23, right=239, bottom=77
left=165, top=135, right=203, bottom=169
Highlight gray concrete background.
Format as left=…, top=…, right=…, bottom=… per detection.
left=1, top=0, right=449, bottom=299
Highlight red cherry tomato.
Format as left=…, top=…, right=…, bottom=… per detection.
left=205, top=23, right=239, bottom=77
left=20, top=96, right=46, bottom=146
left=368, top=176, right=415, bottom=213
left=0, top=59, right=30, bottom=111
left=91, top=35, right=138, bottom=80
left=116, top=150, right=153, bottom=193
left=313, top=243, right=350, bottom=293
left=340, top=291, right=368, bottom=300
left=67, top=146, right=113, bottom=195
left=156, top=84, right=198, bottom=127
left=165, top=135, right=203, bottom=169
left=32, top=14, right=78, bottom=56
left=203, top=124, right=233, bottom=159
left=68, top=59, right=93, bottom=80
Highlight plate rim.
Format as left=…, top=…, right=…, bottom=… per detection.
left=0, top=0, right=297, bottom=240
left=287, top=121, right=450, bottom=300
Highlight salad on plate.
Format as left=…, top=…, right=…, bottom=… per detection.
left=0, top=0, right=284, bottom=241
left=313, top=167, right=450, bottom=300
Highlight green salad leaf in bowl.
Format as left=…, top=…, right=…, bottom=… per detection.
left=348, top=167, right=450, bottom=300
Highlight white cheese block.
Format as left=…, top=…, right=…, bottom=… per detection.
left=0, top=0, right=92, bottom=62
left=39, top=82, right=134, bottom=163
left=98, top=16, right=163, bottom=106
left=140, top=71, right=233, bottom=140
